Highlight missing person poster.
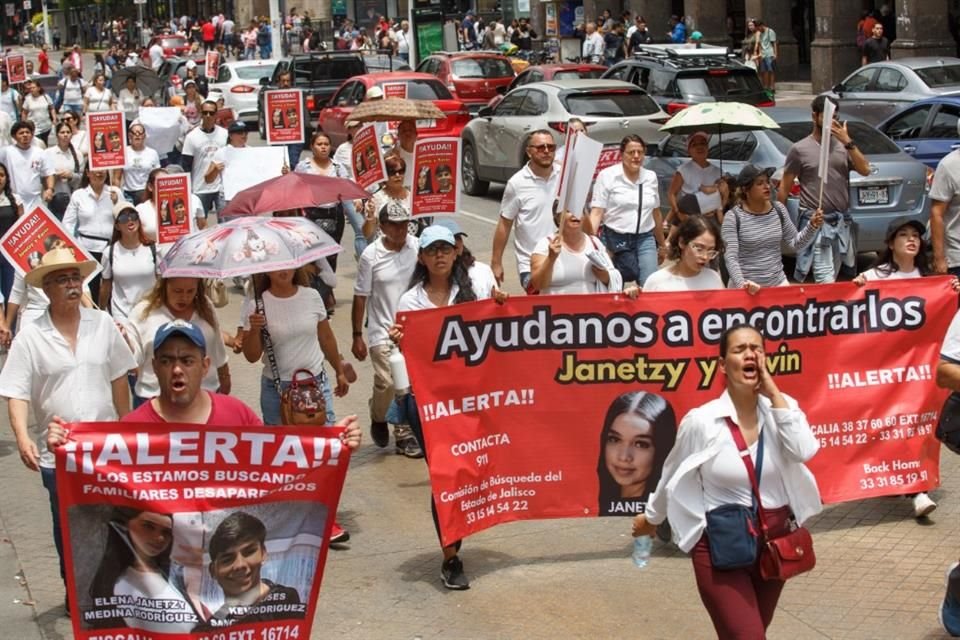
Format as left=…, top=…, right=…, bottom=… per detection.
left=5, top=53, right=25, bottom=84
left=351, top=123, right=387, bottom=192
left=205, top=50, right=220, bottom=80
left=56, top=422, right=350, bottom=640
left=411, top=137, right=459, bottom=218
left=154, top=173, right=193, bottom=247
left=263, top=89, right=305, bottom=146
left=0, top=205, right=102, bottom=280
left=87, top=111, right=127, bottom=171
left=382, top=82, right=407, bottom=99
left=400, top=279, right=956, bottom=546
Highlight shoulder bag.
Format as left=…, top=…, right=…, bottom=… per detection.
left=727, top=417, right=816, bottom=581
left=936, top=393, right=960, bottom=454
left=255, top=290, right=328, bottom=425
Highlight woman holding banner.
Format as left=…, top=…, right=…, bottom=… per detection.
left=62, top=168, right=122, bottom=302
left=530, top=208, right=622, bottom=294
left=632, top=323, right=821, bottom=638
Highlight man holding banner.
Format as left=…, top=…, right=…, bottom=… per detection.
left=779, top=96, right=870, bottom=283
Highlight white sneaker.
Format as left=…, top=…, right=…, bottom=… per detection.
left=913, top=492, right=937, bottom=518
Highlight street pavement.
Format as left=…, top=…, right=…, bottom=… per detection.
left=0, top=45, right=956, bottom=640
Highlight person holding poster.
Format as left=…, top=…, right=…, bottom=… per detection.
left=115, top=123, right=161, bottom=204
left=62, top=168, right=122, bottom=301
left=99, top=201, right=158, bottom=322
left=273, top=71, right=308, bottom=168
left=137, top=167, right=207, bottom=242
left=181, top=100, right=228, bottom=220
left=633, top=323, right=821, bottom=639
left=0, top=248, right=135, bottom=614
left=0, top=121, right=54, bottom=213
left=530, top=208, right=621, bottom=295
left=0, top=160, right=24, bottom=300
left=363, top=155, right=416, bottom=240
left=641, top=216, right=725, bottom=292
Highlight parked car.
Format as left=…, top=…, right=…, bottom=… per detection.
left=147, top=34, right=191, bottom=58
left=602, top=43, right=773, bottom=115
left=158, top=55, right=208, bottom=103
left=645, top=107, right=930, bottom=253
left=207, top=59, right=278, bottom=127
left=461, top=79, right=668, bottom=195
left=876, top=95, right=960, bottom=169
left=317, top=72, right=470, bottom=149
left=488, top=63, right=607, bottom=109
left=416, top=51, right=515, bottom=115
left=824, top=57, right=960, bottom=126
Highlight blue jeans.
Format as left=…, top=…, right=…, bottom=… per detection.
left=519, top=271, right=531, bottom=291
left=286, top=143, right=304, bottom=169
left=343, top=200, right=367, bottom=259
left=601, top=228, right=657, bottom=286
left=40, top=466, right=65, bottom=581
left=260, top=372, right=336, bottom=425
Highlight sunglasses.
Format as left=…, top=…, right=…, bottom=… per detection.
left=117, top=211, right=139, bottom=223
left=527, top=143, right=556, bottom=153
left=387, top=168, right=406, bottom=176
left=201, top=110, right=217, bottom=116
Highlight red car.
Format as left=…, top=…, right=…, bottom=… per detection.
left=416, top=52, right=515, bottom=115
left=148, top=35, right=191, bottom=58
left=318, top=72, right=471, bottom=150
left=488, top=63, right=607, bottom=109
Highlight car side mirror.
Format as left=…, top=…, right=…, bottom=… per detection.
left=495, top=86, right=507, bottom=95
left=259, top=77, right=269, bottom=86
left=478, top=106, right=492, bottom=118
left=832, top=83, right=844, bottom=96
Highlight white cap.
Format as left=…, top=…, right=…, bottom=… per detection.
left=185, top=60, right=197, bottom=70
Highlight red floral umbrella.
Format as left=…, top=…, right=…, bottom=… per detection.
left=219, top=172, right=369, bottom=217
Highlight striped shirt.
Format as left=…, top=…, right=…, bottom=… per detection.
left=721, top=202, right=818, bottom=288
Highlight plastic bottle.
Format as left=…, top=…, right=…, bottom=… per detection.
left=389, top=347, right=410, bottom=396
left=632, top=535, right=652, bottom=569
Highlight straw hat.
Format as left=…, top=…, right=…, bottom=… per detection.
left=25, top=248, right=97, bottom=288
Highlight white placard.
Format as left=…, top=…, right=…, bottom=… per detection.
left=222, top=146, right=286, bottom=201
left=560, top=134, right=603, bottom=216
left=138, top=107, right=183, bottom=156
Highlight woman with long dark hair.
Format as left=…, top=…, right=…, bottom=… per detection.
left=597, top=391, right=677, bottom=516
left=62, top=168, right=121, bottom=301
left=44, top=122, right=84, bottom=218
left=99, top=201, right=157, bottom=321
left=88, top=507, right=198, bottom=632
left=641, top=216, right=724, bottom=292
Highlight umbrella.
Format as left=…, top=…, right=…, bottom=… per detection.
left=658, top=102, right=780, bottom=171
left=349, top=97, right=445, bottom=123
left=158, top=216, right=342, bottom=279
left=219, top=172, right=370, bottom=217
left=112, top=65, right=164, bottom=99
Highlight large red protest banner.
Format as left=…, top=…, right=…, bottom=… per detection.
left=56, top=422, right=350, bottom=640
left=400, top=279, right=955, bottom=546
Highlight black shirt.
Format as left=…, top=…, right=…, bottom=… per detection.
left=863, top=37, right=889, bottom=63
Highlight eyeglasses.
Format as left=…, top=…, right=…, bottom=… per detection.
left=423, top=244, right=455, bottom=256
left=527, top=143, right=556, bottom=153
left=201, top=110, right=217, bottom=116
left=689, top=242, right=719, bottom=259
left=130, top=131, right=145, bottom=137
left=117, top=212, right=139, bottom=223
left=45, top=274, right=83, bottom=287
left=387, top=168, right=406, bottom=176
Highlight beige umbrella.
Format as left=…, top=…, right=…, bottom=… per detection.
left=349, top=97, right=446, bottom=123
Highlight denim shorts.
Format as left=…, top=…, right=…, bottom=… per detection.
left=760, top=56, right=776, bottom=72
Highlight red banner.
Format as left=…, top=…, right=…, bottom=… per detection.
left=87, top=112, right=127, bottom=171
left=411, top=137, right=459, bottom=218
left=154, top=174, right=193, bottom=247
left=382, top=82, right=407, bottom=99
left=264, top=89, right=305, bottom=146
left=400, top=280, right=955, bottom=546
left=0, top=205, right=101, bottom=279
left=351, top=123, right=387, bottom=192
left=204, top=50, right=220, bottom=81
left=5, top=53, right=25, bottom=84
left=56, top=422, right=350, bottom=640
left=593, top=145, right=621, bottom=180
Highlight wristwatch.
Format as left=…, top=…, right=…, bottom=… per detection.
left=844, top=141, right=857, bottom=150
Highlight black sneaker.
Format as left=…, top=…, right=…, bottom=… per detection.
left=371, top=421, right=389, bottom=448
left=441, top=556, right=470, bottom=590
left=396, top=436, right=424, bottom=459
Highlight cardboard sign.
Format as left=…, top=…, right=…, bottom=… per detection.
left=86, top=111, right=127, bottom=171
left=263, top=89, right=305, bottom=146
left=351, top=123, right=387, bottom=192
left=205, top=50, right=220, bottom=80
left=557, top=133, right=602, bottom=216
left=5, top=53, right=25, bottom=84
left=154, top=173, right=193, bottom=247
left=411, top=137, right=459, bottom=218
left=0, top=205, right=102, bottom=282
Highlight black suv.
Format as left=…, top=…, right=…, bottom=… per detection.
left=601, top=44, right=772, bottom=115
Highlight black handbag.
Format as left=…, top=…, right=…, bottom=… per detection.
left=601, top=182, right=644, bottom=283
left=936, top=393, right=960, bottom=455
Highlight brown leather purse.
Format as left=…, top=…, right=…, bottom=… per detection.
left=280, top=368, right=327, bottom=425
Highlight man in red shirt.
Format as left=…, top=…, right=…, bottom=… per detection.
left=37, top=44, right=49, bottom=74
left=202, top=20, right=216, bottom=52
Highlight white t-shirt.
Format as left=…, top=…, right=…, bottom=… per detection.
left=860, top=266, right=921, bottom=281
left=101, top=243, right=158, bottom=321
left=44, top=144, right=84, bottom=195
left=532, top=235, right=600, bottom=295
left=84, top=86, right=113, bottom=112
left=332, top=141, right=354, bottom=179
left=182, top=126, right=228, bottom=195
left=242, top=286, right=327, bottom=380
left=500, top=163, right=560, bottom=275
left=469, top=261, right=498, bottom=299
left=0, top=88, right=19, bottom=119
left=398, top=282, right=460, bottom=311
left=59, top=77, right=85, bottom=106
left=354, top=235, right=420, bottom=347
left=118, top=88, right=142, bottom=122
left=121, top=146, right=161, bottom=192
left=22, top=93, right=54, bottom=132
left=701, top=418, right=791, bottom=511
left=591, top=163, right=660, bottom=234
left=149, top=44, right=165, bottom=70
left=941, top=308, right=960, bottom=364
left=930, top=150, right=960, bottom=268
left=0, top=308, right=135, bottom=468
left=643, top=266, right=724, bottom=291
left=62, top=185, right=123, bottom=253
left=0, top=143, right=52, bottom=213
left=677, top=159, right=723, bottom=213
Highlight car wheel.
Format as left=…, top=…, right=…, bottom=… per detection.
left=461, top=141, right=488, bottom=197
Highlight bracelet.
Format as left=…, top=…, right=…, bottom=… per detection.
left=844, top=141, right=856, bottom=151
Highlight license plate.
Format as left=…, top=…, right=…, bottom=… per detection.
left=858, top=186, right=889, bottom=205
left=417, top=119, right=436, bottom=128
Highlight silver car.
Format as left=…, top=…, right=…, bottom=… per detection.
left=207, top=59, right=278, bottom=125
left=645, top=107, right=930, bottom=253
left=823, top=57, right=960, bottom=126
left=461, top=79, right=668, bottom=195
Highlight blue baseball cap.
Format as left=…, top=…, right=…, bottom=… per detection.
left=419, top=225, right=456, bottom=250
left=433, top=217, right=467, bottom=238
left=154, top=319, right=206, bottom=352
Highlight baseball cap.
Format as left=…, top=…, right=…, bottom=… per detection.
left=884, top=217, right=926, bottom=243
left=687, top=131, right=709, bottom=149
left=379, top=201, right=411, bottom=223
left=433, top=217, right=467, bottom=238
left=419, top=225, right=456, bottom=250
left=154, top=319, right=207, bottom=352
left=185, top=59, right=197, bottom=70
left=736, top=164, right=775, bottom=188
left=228, top=121, right=247, bottom=134
left=113, top=201, right=137, bottom=219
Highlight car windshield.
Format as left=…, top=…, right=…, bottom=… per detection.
left=291, top=58, right=366, bottom=82
left=376, top=79, right=452, bottom=100
left=776, top=121, right=902, bottom=154
left=914, top=64, right=960, bottom=88
left=562, top=91, right=660, bottom=117
left=235, top=66, right=275, bottom=81
left=452, top=58, right=513, bottom=79
left=553, top=69, right=605, bottom=81
left=161, top=37, right=186, bottom=48
left=676, top=71, right=765, bottom=98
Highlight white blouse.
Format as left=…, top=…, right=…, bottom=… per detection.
left=62, top=185, right=122, bottom=253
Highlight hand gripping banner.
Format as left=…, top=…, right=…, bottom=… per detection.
left=399, top=279, right=955, bottom=546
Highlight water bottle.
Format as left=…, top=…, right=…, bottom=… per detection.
left=632, top=535, right=652, bottom=569
left=389, top=347, right=410, bottom=396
